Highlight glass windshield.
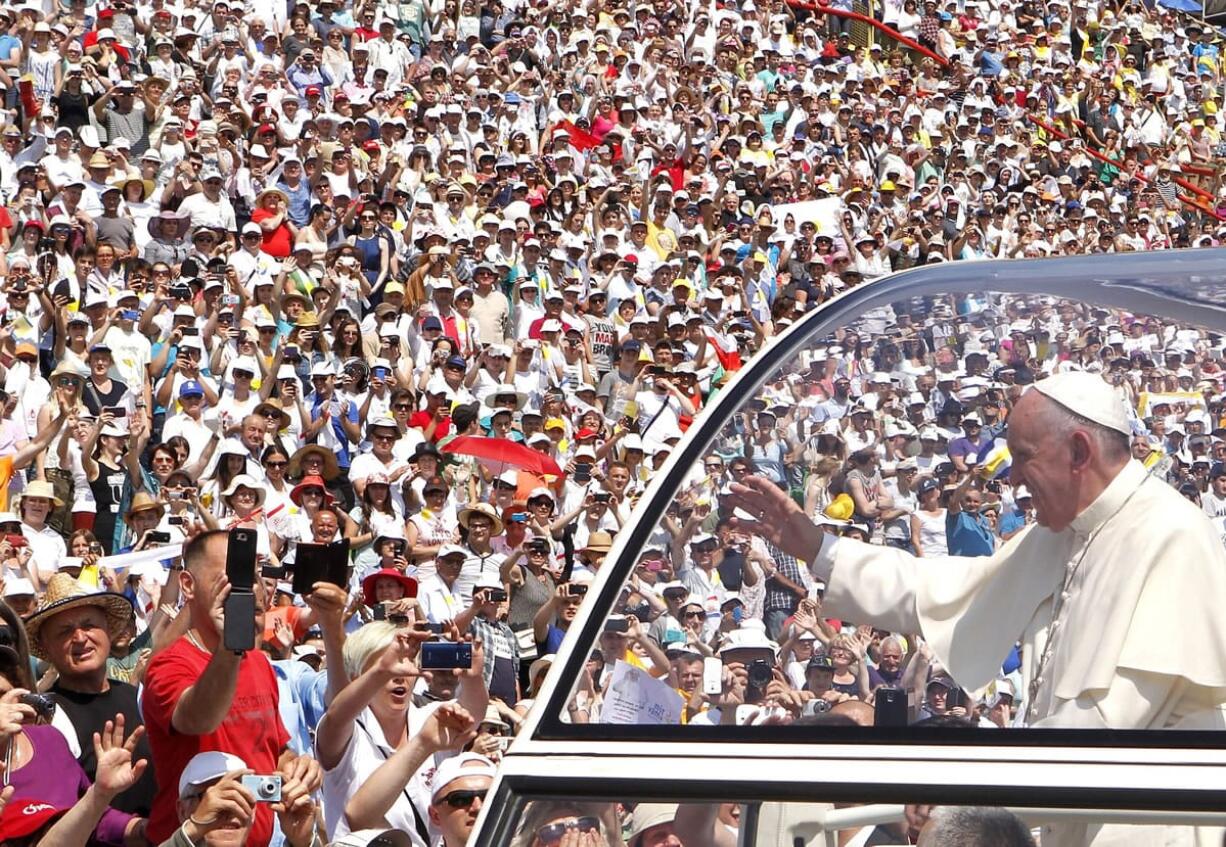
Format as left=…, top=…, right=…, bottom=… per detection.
left=548, top=290, right=1226, bottom=732
left=506, top=798, right=1226, bottom=847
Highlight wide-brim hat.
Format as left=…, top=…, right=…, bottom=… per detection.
left=221, top=474, right=266, bottom=507
left=253, top=398, right=292, bottom=431
left=256, top=186, right=289, bottom=207
left=149, top=209, right=191, bottom=240
left=458, top=502, right=504, bottom=535
left=290, top=474, right=335, bottom=506
left=360, top=568, right=419, bottom=607
left=288, top=444, right=340, bottom=480
left=578, top=530, right=613, bottom=555
left=16, top=480, right=64, bottom=509
left=25, top=573, right=134, bottom=660
left=124, top=490, right=165, bottom=524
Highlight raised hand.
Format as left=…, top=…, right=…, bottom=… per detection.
left=375, top=630, right=429, bottom=678
left=726, top=475, right=826, bottom=562
left=91, top=713, right=149, bottom=800
left=418, top=702, right=478, bottom=754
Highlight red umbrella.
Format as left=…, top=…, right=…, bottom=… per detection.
left=442, top=435, right=563, bottom=477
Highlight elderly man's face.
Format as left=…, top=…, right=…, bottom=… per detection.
left=41, top=605, right=112, bottom=679
left=1007, top=390, right=1112, bottom=531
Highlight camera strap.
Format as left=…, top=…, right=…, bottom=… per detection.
left=354, top=716, right=431, bottom=846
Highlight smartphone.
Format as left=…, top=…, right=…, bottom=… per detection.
left=648, top=365, right=666, bottom=377
left=874, top=687, right=908, bottom=727
left=4, top=534, right=27, bottom=549
left=568, top=583, right=588, bottom=599
left=391, top=540, right=406, bottom=557
left=283, top=346, right=301, bottom=363
left=510, top=512, right=528, bottom=523
left=702, top=656, right=723, bottom=696
left=120, top=309, right=140, bottom=321
left=593, top=492, right=611, bottom=504
left=168, top=515, right=186, bottom=526
left=222, top=293, right=240, bottom=307
left=147, top=531, right=171, bottom=544
left=372, top=604, right=387, bottom=621
left=181, top=326, right=199, bottom=337
left=261, top=564, right=286, bottom=580
left=487, top=588, right=508, bottom=603
left=225, top=527, right=257, bottom=591
left=104, top=406, right=127, bottom=418
left=291, top=539, right=351, bottom=594
left=419, top=641, right=473, bottom=670
left=52, top=278, right=72, bottom=301
left=573, top=462, right=592, bottom=483
left=603, top=617, right=628, bottom=634
left=946, top=687, right=966, bottom=710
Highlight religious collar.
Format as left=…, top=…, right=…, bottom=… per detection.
left=1068, top=458, right=1148, bottom=538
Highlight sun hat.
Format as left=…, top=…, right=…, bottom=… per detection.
left=24, top=573, right=135, bottom=660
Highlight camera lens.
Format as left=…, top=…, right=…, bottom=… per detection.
left=747, top=659, right=773, bottom=689
left=259, top=779, right=276, bottom=797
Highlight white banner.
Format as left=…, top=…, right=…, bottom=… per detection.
left=599, top=660, right=683, bottom=725
left=769, top=198, right=843, bottom=238
left=98, top=544, right=183, bottom=575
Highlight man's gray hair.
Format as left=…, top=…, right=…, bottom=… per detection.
left=918, top=806, right=1036, bottom=847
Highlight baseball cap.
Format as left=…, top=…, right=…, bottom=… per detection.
left=177, top=751, right=249, bottom=798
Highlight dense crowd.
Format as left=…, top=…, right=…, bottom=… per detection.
left=0, top=0, right=1223, bottom=842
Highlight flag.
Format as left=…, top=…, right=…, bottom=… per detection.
left=704, top=328, right=742, bottom=373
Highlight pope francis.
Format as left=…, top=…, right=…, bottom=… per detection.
left=729, top=371, right=1226, bottom=844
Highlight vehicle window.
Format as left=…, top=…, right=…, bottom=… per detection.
left=506, top=798, right=1226, bottom=847
left=546, top=291, right=1226, bottom=733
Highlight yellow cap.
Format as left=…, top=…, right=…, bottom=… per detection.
left=824, top=493, right=854, bottom=521
left=544, top=417, right=566, bottom=431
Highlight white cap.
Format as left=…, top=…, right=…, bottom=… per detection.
left=430, top=753, right=497, bottom=801
left=177, top=751, right=249, bottom=798
left=1032, top=371, right=1131, bottom=436
left=2, top=577, right=34, bottom=597
left=474, top=572, right=503, bottom=592
left=330, top=830, right=414, bottom=847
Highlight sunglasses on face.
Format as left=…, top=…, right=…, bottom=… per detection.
left=439, top=789, right=487, bottom=809
left=536, top=818, right=600, bottom=845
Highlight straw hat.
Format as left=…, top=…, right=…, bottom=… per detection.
left=458, top=502, right=504, bottom=535
left=24, top=573, right=134, bottom=660
left=124, top=491, right=165, bottom=525
left=579, top=530, right=613, bottom=555
left=16, top=479, right=64, bottom=509
left=288, top=444, right=339, bottom=480
left=253, top=397, right=291, bottom=431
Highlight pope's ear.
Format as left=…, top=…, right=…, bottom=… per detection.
left=1068, top=429, right=1096, bottom=471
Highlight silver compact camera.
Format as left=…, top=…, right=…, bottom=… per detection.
left=241, top=774, right=282, bottom=803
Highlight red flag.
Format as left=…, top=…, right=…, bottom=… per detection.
left=556, top=120, right=623, bottom=163
left=704, top=328, right=742, bottom=373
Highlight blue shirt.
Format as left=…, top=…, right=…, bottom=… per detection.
left=946, top=510, right=994, bottom=556
left=998, top=507, right=1029, bottom=537
left=272, top=658, right=328, bottom=755
left=310, top=394, right=360, bottom=468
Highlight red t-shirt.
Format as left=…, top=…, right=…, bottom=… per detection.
left=250, top=208, right=294, bottom=258
left=142, top=638, right=290, bottom=846
left=409, top=410, right=451, bottom=442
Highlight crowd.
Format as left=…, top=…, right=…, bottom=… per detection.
left=0, top=0, right=1222, bottom=840
left=567, top=290, right=1226, bottom=731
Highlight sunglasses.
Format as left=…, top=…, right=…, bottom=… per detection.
left=439, top=789, right=488, bottom=809
left=264, top=460, right=288, bottom=468
left=536, top=818, right=600, bottom=845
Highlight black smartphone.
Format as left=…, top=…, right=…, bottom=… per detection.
left=391, top=540, right=406, bottom=557
left=593, top=492, right=611, bottom=504
left=568, top=583, right=588, bottom=598
left=291, top=539, right=351, bottom=594
left=226, top=528, right=257, bottom=591
left=283, top=346, right=301, bottom=363
left=222, top=590, right=256, bottom=653
left=874, top=687, right=908, bottom=727
left=168, top=515, right=186, bottom=526
left=147, top=531, right=171, bottom=544
left=419, top=641, right=473, bottom=670
left=104, top=406, right=127, bottom=418
left=181, top=325, right=199, bottom=337
left=52, top=278, right=71, bottom=301
left=946, top=687, right=967, bottom=710
left=261, top=565, right=286, bottom=580
left=603, top=617, right=628, bottom=634
left=648, top=365, right=666, bottom=377
left=573, top=462, right=592, bottom=483
left=372, top=604, right=387, bottom=621
left=487, top=588, right=508, bottom=603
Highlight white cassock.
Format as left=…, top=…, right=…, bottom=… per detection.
left=810, top=459, right=1226, bottom=847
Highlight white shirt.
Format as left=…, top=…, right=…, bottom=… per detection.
left=418, top=573, right=464, bottom=624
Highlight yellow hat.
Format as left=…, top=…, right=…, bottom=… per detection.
left=879, top=179, right=896, bottom=191
left=752, top=251, right=768, bottom=263
left=544, top=417, right=566, bottom=431
left=824, top=493, right=855, bottom=521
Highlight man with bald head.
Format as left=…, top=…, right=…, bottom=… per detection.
left=731, top=371, right=1226, bottom=733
